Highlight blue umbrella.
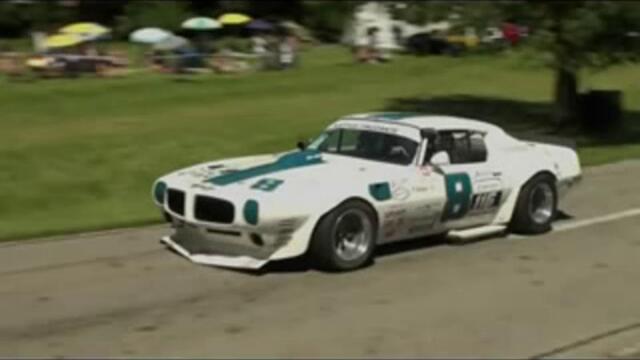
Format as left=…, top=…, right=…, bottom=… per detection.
left=247, top=19, right=274, bottom=31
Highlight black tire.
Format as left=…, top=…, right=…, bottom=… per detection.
left=309, top=200, right=378, bottom=272
left=510, top=173, right=557, bottom=234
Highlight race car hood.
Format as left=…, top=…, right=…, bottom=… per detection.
left=158, top=149, right=402, bottom=208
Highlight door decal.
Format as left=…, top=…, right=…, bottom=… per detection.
left=442, top=173, right=472, bottom=220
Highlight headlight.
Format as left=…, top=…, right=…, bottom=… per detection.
left=153, top=181, right=167, bottom=204
left=243, top=199, right=259, bottom=225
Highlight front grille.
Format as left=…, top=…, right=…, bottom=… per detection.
left=194, top=195, right=235, bottom=224
left=167, top=189, right=185, bottom=216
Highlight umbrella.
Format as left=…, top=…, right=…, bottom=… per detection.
left=182, top=17, right=222, bottom=30
left=44, top=33, right=84, bottom=49
left=129, top=27, right=173, bottom=44
left=60, top=22, right=110, bottom=40
left=247, top=19, right=274, bottom=31
left=218, top=13, right=252, bottom=25
left=152, top=35, right=190, bottom=51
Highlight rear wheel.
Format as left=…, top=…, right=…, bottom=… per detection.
left=510, top=173, right=557, bottom=234
left=309, top=200, right=377, bottom=271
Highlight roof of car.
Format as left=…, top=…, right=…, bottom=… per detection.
left=339, top=112, right=504, bottom=134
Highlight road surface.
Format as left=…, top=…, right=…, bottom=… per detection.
left=1, top=161, right=640, bottom=358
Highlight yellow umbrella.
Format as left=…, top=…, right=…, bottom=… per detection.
left=60, top=22, right=110, bottom=38
left=217, top=13, right=252, bottom=25
left=44, top=33, right=84, bottom=48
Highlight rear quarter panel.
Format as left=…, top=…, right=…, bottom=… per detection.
left=490, top=133, right=580, bottom=224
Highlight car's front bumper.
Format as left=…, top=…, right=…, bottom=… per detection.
left=161, top=235, right=268, bottom=269
left=159, top=215, right=309, bottom=269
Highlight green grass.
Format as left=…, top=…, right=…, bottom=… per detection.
left=1, top=45, right=639, bottom=241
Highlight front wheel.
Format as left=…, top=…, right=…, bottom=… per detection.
left=308, top=200, right=377, bottom=272
left=510, top=173, right=557, bottom=234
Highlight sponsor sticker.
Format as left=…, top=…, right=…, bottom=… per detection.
left=391, top=180, right=411, bottom=201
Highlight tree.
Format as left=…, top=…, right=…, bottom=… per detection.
left=115, top=1, right=193, bottom=36
left=391, top=1, right=505, bottom=31
left=525, top=1, right=640, bottom=125
left=301, top=0, right=360, bottom=42
left=0, top=2, right=25, bottom=37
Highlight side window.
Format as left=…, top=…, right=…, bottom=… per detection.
left=468, top=132, right=488, bottom=162
left=317, top=130, right=341, bottom=153
left=424, top=130, right=487, bottom=165
left=339, top=129, right=360, bottom=153
left=450, top=131, right=470, bottom=164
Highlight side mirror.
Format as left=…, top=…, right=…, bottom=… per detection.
left=430, top=151, right=450, bottom=167
left=296, top=140, right=307, bottom=151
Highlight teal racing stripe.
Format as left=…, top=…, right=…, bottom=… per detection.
left=207, top=150, right=324, bottom=186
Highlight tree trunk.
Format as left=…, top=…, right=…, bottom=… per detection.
left=553, top=66, right=579, bottom=125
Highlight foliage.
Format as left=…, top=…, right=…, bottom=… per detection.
left=0, top=0, right=346, bottom=43
left=391, top=1, right=505, bottom=33
left=115, top=1, right=193, bottom=36
left=518, top=1, right=640, bottom=125
left=301, top=0, right=360, bottom=42
left=0, top=1, right=77, bottom=35
left=0, top=2, right=25, bottom=37
left=527, top=1, right=640, bottom=72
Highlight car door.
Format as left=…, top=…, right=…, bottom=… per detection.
left=430, top=130, right=506, bottom=230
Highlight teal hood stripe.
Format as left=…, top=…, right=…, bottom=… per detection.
left=207, top=150, right=324, bottom=186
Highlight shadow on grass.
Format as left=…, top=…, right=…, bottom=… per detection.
left=382, top=95, right=640, bottom=147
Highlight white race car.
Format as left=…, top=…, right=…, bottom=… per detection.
left=152, top=113, right=581, bottom=271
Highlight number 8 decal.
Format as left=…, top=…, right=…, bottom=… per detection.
left=251, top=178, right=284, bottom=192
left=443, top=173, right=472, bottom=220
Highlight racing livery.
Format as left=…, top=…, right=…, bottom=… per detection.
left=152, top=113, right=582, bottom=271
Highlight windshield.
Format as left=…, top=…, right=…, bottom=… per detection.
left=308, top=128, right=418, bottom=165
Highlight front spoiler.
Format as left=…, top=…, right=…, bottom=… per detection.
left=161, top=236, right=268, bottom=270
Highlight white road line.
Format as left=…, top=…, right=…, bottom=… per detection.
left=554, top=208, right=640, bottom=232
left=510, top=207, right=640, bottom=239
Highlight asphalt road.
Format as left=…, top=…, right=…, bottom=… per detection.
left=2, top=161, right=640, bottom=358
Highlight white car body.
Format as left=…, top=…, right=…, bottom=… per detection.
left=152, top=113, right=582, bottom=269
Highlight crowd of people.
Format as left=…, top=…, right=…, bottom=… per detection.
left=143, top=27, right=301, bottom=75
left=0, top=23, right=305, bottom=80
left=0, top=19, right=526, bottom=81
left=0, top=42, right=131, bottom=80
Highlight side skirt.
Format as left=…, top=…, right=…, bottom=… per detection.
left=447, top=225, right=507, bottom=244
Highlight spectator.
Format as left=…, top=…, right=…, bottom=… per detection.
left=278, top=30, right=298, bottom=69
left=366, top=27, right=381, bottom=64
left=501, top=21, right=521, bottom=47
left=251, top=34, right=268, bottom=56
